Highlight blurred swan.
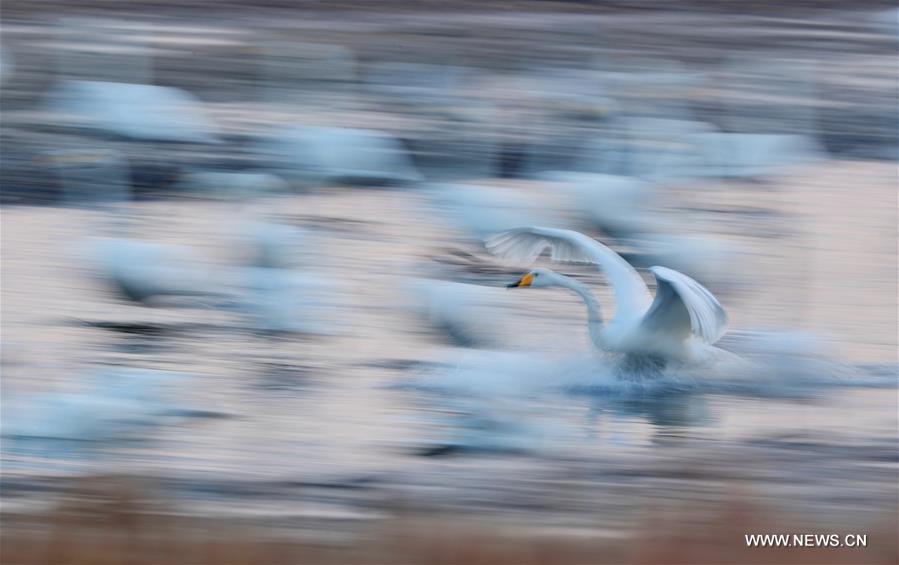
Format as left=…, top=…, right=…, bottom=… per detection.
left=424, top=183, right=560, bottom=241
left=43, top=148, right=219, bottom=307
left=177, top=170, right=310, bottom=270
left=620, top=233, right=742, bottom=291
left=225, top=220, right=338, bottom=334
left=544, top=172, right=656, bottom=239
left=487, top=227, right=728, bottom=365
left=403, top=278, right=509, bottom=347
left=257, top=126, right=421, bottom=187
left=548, top=171, right=742, bottom=286
left=573, top=117, right=714, bottom=182
left=231, top=267, right=337, bottom=334
left=2, top=369, right=185, bottom=441
left=416, top=396, right=570, bottom=457
left=46, top=80, right=220, bottom=143
left=235, top=219, right=310, bottom=270
left=178, top=168, right=332, bottom=332
left=85, top=237, right=213, bottom=305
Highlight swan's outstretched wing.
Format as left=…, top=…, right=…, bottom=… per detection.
left=485, top=227, right=652, bottom=318
left=641, top=266, right=727, bottom=344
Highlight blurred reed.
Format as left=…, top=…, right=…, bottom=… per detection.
left=3, top=475, right=896, bottom=565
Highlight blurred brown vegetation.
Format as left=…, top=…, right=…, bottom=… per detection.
left=2, top=475, right=896, bottom=565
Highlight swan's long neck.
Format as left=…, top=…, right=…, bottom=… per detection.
left=555, top=275, right=605, bottom=349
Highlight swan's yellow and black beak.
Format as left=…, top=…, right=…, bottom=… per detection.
left=506, top=273, right=534, bottom=288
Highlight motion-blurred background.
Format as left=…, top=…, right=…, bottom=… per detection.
left=1, top=1, right=897, bottom=564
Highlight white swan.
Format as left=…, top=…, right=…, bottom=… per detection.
left=486, top=227, right=727, bottom=365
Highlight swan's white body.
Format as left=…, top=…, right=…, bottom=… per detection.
left=487, top=227, right=727, bottom=364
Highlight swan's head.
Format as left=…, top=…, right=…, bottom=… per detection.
left=506, top=267, right=560, bottom=289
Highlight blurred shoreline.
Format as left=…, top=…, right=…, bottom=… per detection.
left=3, top=477, right=897, bottom=564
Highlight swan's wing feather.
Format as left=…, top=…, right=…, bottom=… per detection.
left=642, top=266, right=727, bottom=344
left=485, top=227, right=652, bottom=317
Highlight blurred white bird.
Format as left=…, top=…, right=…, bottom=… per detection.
left=487, top=227, right=728, bottom=365
left=230, top=267, right=337, bottom=335
left=573, top=117, right=714, bottom=182
left=416, top=397, right=567, bottom=457
left=424, top=183, right=560, bottom=241
left=2, top=369, right=185, bottom=441
left=46, top=80, right=220, bottom=143
left=176, top=167, right=335, bottom=333
left=619, top=233, right=742, bottom=291
left=236, top=219, right=310, bottom=270
left=403, top=278, right=509, bottom=347
left=177, top=170, right=311, bottom=270
left=549, top=171, right=742, bottom=286
left=83, top=237, right=213, bottom=305
left=258, top=126, right=422, bottom=187
left=223, top=217, right=337, bottom=334
left=42, top=148, right=220, bottom=307
left=692, top=132, right=824, bottom=178
left=545, top=172, right=657, bottom=239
